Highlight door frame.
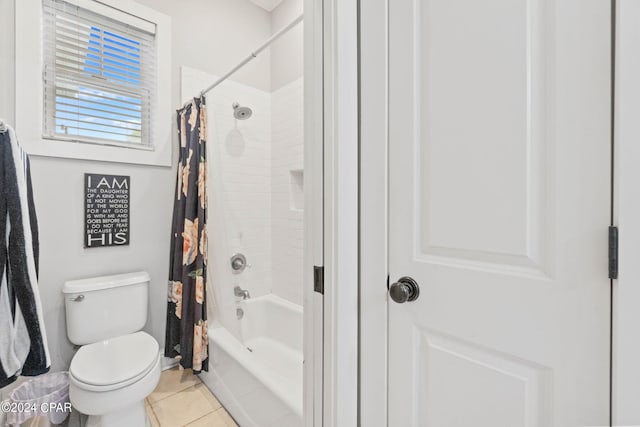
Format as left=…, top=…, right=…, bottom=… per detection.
left=359, top=0, right=388, bottom=425
left=613, top=0, right=640, bottom=424
left=321, top=0, right=359, bottom=424
left=304, top=0, right=360, bottom=425
left=303, top=0, right=325, bottom=424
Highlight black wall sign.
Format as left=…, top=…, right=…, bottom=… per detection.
left=84, top=174, right=130, bottom=248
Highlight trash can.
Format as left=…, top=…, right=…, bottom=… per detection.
left=4, top=372, right=70, bottom=427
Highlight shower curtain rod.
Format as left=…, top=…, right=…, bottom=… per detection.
left=190, top=13, right=304, bottom=102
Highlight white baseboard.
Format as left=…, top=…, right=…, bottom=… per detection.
left=161, top=353, right=179, bottom=371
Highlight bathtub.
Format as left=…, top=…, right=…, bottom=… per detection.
left=201, top=294, right=303, bottom=427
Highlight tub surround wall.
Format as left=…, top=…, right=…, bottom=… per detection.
left=270, top=0, right=305, bottom=306
left=182, top=69, right=305, bottom=330
left=181, top=66, right=273, bottom=341
left=271, top=78, right=305, bottom=306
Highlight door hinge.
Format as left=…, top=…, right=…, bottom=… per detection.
left=314, top=266, right=324, bottom=295
left=609, top=226, right=618, bottom=280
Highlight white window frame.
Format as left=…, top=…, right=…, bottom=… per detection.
left=15, top=0, right=172, bottom=167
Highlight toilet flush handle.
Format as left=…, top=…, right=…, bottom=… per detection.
left=69, top=294, right=85, bottom=302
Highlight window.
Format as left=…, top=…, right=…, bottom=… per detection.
left=42, top=0, right=156, bottom=148
left=15, top=0, right=171, bottom=166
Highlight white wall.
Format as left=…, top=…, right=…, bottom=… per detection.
left=33, top=160, right=174, bottom=370
left=0, top=0, right=14, bottom=125
left=270, top=0, right=304, bottom=91
left=136, top=0, right=272, bottom=94
left=271, top=78, right=305, bottom=305
left=0, top=0, right=273, bottom=391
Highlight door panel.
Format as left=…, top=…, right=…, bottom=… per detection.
left=416, top=329, right=550, bottom=426
left=417, top=0, right=550, bottom=271
left=388, top=0, right=610, bottom=425
left=418, top=0, right=539, bottom=264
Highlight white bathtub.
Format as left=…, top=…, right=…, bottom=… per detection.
left=201, top=294, right=303, bottom=427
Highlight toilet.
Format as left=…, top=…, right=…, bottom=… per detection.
left=63, top=271, right=161, bottom=427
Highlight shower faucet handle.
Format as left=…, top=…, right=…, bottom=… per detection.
left=231, top=253, right=249, bottom=274
left=233, top=259, right=251, bottom=269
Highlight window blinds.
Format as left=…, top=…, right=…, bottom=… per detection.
left=42, top=0, right=156, bottom=147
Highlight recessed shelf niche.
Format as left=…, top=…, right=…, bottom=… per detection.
left=289, top=169, right=304, bottom=212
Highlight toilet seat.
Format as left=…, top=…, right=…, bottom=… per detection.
left=70, top=331, right=159, bottom=392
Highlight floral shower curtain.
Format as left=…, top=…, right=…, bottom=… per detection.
left=165, top=97, right=209, bottom=372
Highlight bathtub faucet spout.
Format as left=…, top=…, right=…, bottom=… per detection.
left=234, top=286, right=251, bottom=300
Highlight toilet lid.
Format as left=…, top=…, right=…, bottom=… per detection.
left=70, top=331, right=159, bottom=387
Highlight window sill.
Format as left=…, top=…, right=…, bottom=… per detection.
left=43, top=136, right=156, bottom=152
left=21, top=135, right=172, bottom=167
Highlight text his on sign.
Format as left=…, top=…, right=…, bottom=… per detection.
left=84, top=174, right=130, bottom=248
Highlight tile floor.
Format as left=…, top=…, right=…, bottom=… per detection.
left=145, top=367, right=238, bottom=427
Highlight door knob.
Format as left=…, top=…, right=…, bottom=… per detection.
left=389, top=276, right=420, bottom=303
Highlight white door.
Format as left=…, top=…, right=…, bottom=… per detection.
left=387, top=0, right=611, bottom=426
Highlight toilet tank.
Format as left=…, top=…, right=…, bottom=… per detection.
left=63, top=271, right=151, bottom=345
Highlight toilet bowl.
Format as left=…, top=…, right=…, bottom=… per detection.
left=69, top=332, right=161, bottom=427
left=63, top=272, right=161, bottom=427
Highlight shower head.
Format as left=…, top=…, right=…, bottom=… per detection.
left=232, top=102, right=253, bottom=120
